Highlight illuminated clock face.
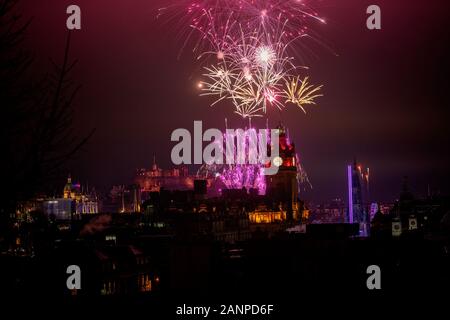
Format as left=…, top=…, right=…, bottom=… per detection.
left=273, top=156, right=283, bottom=167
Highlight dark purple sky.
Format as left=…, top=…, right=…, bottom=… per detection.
left=19, top=0, right=450, bottom=202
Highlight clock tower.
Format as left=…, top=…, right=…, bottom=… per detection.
left=266, top=124, right=299, bottom=221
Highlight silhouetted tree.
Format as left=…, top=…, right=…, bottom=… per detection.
left=0, top=0, right=93, bottom=228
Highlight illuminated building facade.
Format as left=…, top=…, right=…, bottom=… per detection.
left=43, top=175, right=98, bottom=219
left=42, top=198, right=74, bottom=220
left=135, top=157, right=196, bottom=194
left=248, top=204, right=286, bottom=223
left=347, top=160, right=370, bottom=236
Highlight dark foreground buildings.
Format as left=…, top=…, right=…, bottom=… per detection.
left=1, top=150, right=449, bottom=313
left=1, top=181, right=449, bottom=307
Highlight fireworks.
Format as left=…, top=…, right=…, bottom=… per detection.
left=196, top=125, right=313, bottom=194
left=159, top=1, right=324, bottom=193
left=255, top=45, right=276, bottom=68
left=285, top=76, right=323, bottom=113
left=159, top=0, right=325, bottom=44
left=198, top=161, right=267, bottom=195
left=196, top=127, right=268, bottom=194
left=159, top=0, right=324, bottom=118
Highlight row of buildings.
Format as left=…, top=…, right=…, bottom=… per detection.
left=14, top=124, right=449, bottom=242
left=5, top=126, right=449, bottom=298
left=17, top=175, right=99, bottom=222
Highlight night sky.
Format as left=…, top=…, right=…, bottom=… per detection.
left=19, top=0, right=450, bottom=202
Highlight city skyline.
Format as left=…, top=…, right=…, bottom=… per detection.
left=17, top=0, right=450, bottom=202
left=2, top=0, right=450, bottom=312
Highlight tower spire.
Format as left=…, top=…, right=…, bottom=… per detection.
left=152, top=154, right=157, bottom=170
